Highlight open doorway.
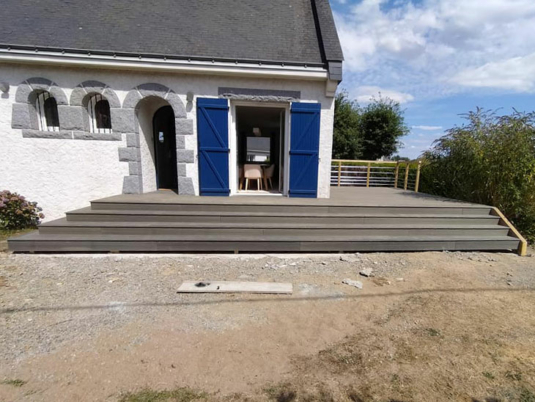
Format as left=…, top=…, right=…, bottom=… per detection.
left=152, top=105, right=178, bottom=190
left=234, top=105, right=286, bottom=195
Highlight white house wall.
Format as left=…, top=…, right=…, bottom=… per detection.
left=0, top=63, right=334, bottom=221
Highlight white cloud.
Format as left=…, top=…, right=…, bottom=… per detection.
left=412, top=125, right=443, bottom=131
left=334, top=0, right=535, bottom=97
left=451, top=53, right=535, bottom=91
left=353, top=85, right=414, bottom=104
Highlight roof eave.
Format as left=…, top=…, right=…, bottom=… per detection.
left=0, top=43, right=327, bottom=74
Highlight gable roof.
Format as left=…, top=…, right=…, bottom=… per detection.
left=0, top=0, right=343, bottom=69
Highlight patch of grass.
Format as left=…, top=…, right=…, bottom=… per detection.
left=347, top=393, right=365, bottom=402
left=2, top=379, right=27, bottom=387
left=318, top=342, right=364, bottom=371
left=307, top=389, right=334, bottom=402
left=394, top=342, right=418, bottom=363
left=264, top=383, right=338, bottom=402
left=264, top=383, right=297, bottom=402
left=482, top=371, right=495, bottom=380
left=505, top=371, right=523, bottom=381
left=118, top=387, right=208, bottom=402
left=221, top=393, right=251, bottom=402
left=0, top=228, right=35, bottom=241
left=519, top=388, right=535, bottom=402
left=346, top=386, right=374, bottom=402
left=425, top=328, right=442, bottom=337
left=489, top=351, right=502, bottom=364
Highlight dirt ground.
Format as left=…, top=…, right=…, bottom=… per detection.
left=1, top=249, right=535, bottom=402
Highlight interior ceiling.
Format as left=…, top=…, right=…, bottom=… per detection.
left=236, top=107, right=282, bottom=130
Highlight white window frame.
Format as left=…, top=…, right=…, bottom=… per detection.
left=36, top=92, right=59, bottom=132
left=88, top=94, right=112, bottom=134
left=228, top=101, right=291, bottom=196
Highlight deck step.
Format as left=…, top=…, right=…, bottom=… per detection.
left=40, top=218, right=509, bottom=236
left=90, top=201, right=493, bottom=215
left=66, top=208, right=499, bottom=225
left=8, top=190, right=522, bottom=254
left=8, top=232, right=520, bottom=253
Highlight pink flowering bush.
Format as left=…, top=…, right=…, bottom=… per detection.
left=0, top=190, right=44, bottom=230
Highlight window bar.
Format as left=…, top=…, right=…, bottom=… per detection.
left=96, top=94, right=100, bottom=133
left=42, top=93, right=49, bottom=131
left=36, top=93, right=43, bottom=131
left=44, top=92, right=49, bottom=132
left=89, top=95, right=95, bottom=133
left=97, top=94, right=103, bottom=134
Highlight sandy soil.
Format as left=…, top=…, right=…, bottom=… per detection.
left=0, top=250, right=534, bottom=402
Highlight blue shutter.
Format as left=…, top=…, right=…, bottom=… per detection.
left=289, top=102, right=321, bottom=198
left=197, top=98, right=230, bottom=196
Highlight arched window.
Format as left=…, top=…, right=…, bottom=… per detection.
left=36, top=92, right=59, bottom=132
left=88, top=94, right=112, bottom=133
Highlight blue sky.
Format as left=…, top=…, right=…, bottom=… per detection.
left=331, top=0, right=535, bottom=158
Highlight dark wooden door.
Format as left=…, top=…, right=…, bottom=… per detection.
left=153, top=106, right=178, bottom=189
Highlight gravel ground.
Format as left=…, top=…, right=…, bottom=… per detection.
left=0, top=252, right=371, bottom=362
left=1, top=250, right=534, bottom=401
left=2, top=250, right=532, bottom=364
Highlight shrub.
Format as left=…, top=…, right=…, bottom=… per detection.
left=420, top=108, right=535, bottom=242
left=0, top=190, right=44, bottom=230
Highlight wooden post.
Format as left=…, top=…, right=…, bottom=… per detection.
left=337, top=160, right=342, bottom=186
left=404, top=163, right=410, bottom=190
left=415, top=160, right=422, bottom=192
left=394, top=162, right=400, bottom=188
left=366, top=162, right=371, bottom=187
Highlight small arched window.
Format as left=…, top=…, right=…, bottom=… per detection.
left=88, top=94, right=112, bottom=133
left=36, top=92, right=60, bottom=132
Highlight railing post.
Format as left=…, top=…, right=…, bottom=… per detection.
left=394, top=162, right=400, bottom=188
left=337, top=160, right=342, bottom=186
left=366, top=162, right=371, bottom=187
left=404, top=162, right=410, bottom=190
left=415, top=160, right=422, bottom=192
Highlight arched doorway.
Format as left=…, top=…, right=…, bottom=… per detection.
left=152, top=106, right=178, bottom=190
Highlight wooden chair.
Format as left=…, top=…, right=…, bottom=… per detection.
left=263, top=164, right=275, bottom=190
left=244, top=164, right=263, bottom=191
left=239, top=165, right=244, bottom=190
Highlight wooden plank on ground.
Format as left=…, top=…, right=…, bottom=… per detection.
left=177, top=281, right=292, bottom=294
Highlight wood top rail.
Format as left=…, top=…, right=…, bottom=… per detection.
left=491, top=207, right=528, bottom=256
left=333, top=159, right=401, bottom=164
left=332, top=159, right=421, bottom=163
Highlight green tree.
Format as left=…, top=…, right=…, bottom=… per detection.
left=332, top=92, right=361, bottom=159
left=420, top=108, right=535, bottom=241
left=390, top=155, right=410, bottom=161
left=332, top=92, right=409, bottom=160
left=359, top=97, right=409, bottom=160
